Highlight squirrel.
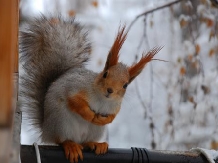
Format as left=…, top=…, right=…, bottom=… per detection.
left=19, top=16, right=162, bottom=163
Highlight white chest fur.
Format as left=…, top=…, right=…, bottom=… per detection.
left=88, top=93, right=121, bottom=115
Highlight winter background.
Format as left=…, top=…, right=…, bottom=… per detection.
left=20, top=0, right=218, bottom=151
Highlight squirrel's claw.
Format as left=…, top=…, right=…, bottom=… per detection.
left=62, top=140, right=83, bottom=163
left=82, top=142, right=108, bottom=155
left=92, top=114, right=116, bottom=126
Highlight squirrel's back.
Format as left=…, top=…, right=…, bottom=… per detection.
left=19, top=16, right=91, bottom=131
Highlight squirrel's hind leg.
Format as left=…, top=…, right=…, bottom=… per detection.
left=61, top=140, right=83, bottom=163
left=82, top=142, right=108, bottom=155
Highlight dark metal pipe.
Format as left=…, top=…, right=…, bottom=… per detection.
left=21, top=145, right=210, bottom=163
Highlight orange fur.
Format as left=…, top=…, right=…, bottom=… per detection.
left=68, top=91, right=118, bottom=125
left=68, top=91, right=95, bottom=122
left=104, top=26, right=127, bottom=71
left=128, top=47, right=162, bottom=82
left=82, top=142, right=108, bottom=154
left=49, top=18, right=59, bottom=24
left=92, top=114, right=116, bottom=125
left=62, top=140, right=83, bottom=163
left=92, top=106, right=120, bottom=125
left=95, top=68, right=129, bottom=101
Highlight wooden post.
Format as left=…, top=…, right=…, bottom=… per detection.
left=0, top=0, right=19, bottom=163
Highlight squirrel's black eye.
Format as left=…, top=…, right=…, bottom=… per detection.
left=123, top=83, right=128, bottom=89
left=103, top=71, right=108, bottom=78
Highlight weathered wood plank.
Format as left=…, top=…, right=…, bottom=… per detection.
left=0, top=0, right=19, bottom=127
left=0, top=0, right=19, bottom=163
left=11, top=73, right=21, bottom=163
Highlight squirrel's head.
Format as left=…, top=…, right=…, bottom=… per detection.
left=94, top=26, right=162, bottom=101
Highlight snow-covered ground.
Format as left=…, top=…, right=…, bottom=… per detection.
left=20, top=0, right=218, bottom=151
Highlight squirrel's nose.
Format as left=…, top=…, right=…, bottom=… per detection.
left=107, top=88, right=113, bottom=94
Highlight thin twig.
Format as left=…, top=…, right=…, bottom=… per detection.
left=142, top=16, right=156, bottom=149
left=127, top=0, right=186, bottom=32
left=134, top=18, right=149, bottom=116
left=151, top=59, right=169, bottom=62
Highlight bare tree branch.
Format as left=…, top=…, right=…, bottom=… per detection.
left=127, top=0, right=187, bottom=32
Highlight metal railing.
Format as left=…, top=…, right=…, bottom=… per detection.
left=21, top=145, right=214, bottom=163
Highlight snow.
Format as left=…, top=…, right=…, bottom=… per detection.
left=20, top=0, right=218, bottom=153
left=191, top=147, right=218, bottom=163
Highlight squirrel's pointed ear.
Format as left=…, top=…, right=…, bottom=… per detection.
left=128, top=47, right=162, bottom=83
left=104, top=25, right=127, bottom=71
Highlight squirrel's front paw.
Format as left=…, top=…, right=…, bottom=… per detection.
left=82, top=142, right=108, bottom=155
left=62, top=140, right=83, bottom=163
left=92, top=114, right=115, bottom=125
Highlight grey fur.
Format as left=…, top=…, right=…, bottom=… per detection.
left=20, top=16, right=128, bottom=144
left=20, top=16, right=91, bottom=135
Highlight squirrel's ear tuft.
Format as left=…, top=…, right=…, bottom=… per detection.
left=104, top=25, right=127, bottom=71
left=128, top=46, right=162, bottom=83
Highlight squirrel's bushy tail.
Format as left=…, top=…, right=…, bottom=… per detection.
left=19, top=16, right=91, bottom=132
